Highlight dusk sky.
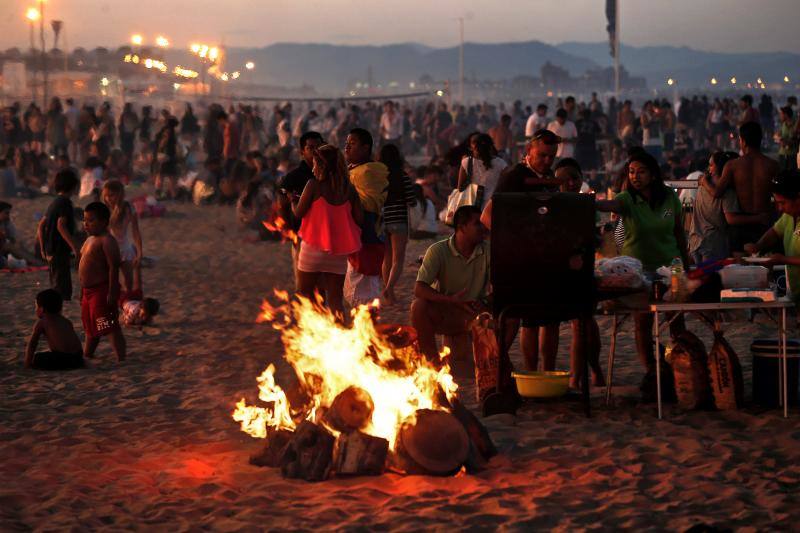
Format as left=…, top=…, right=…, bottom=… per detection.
left=2, top=0, right=798, bottom=53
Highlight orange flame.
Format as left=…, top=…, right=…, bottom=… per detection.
left=263, top=216, right=299, bottom=245
left=232, top=293, right=458, bottom=449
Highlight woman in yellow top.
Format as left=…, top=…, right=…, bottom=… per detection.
left=597, top=150, right=688, bottom=400
left=744, top=170, right=800, bottom=302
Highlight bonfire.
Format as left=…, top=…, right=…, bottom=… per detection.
left=232, top=291, right=495, bottom=480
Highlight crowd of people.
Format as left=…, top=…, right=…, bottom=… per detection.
left=4, top=90, right=800, bottom=401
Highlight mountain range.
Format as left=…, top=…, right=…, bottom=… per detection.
left=166, top=40, right=799, bottom=94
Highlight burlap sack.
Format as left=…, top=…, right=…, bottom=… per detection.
left=666, top=331, right=711, bottom=410
left=707, top=332, right=744, bottom=410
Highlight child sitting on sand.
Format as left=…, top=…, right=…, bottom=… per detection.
left=24, top=289, right=84, bottom=370
left=79, top=202, right=126, bottom=361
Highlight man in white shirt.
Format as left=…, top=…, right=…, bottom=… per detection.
left=547, top=109, right=577, bottom=159
left=379, top=101, right=404, bottom=147
left=525, top=104, right=549, bottom=138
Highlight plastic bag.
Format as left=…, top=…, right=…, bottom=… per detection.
left=470, top=313, right=499, bottom=402
left=595, top=256, right=646, bottom=289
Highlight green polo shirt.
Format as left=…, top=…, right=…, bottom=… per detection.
left=773, top=214, right=800, bottom=301
left=416, top=236, right=489, bottom=301
left=616, top=188, right=682, bottom=271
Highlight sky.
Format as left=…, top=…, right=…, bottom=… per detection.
left=1, top=0, right=798, bottom=53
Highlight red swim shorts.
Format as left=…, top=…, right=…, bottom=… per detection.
left=82, top=285, right=120, bottom=339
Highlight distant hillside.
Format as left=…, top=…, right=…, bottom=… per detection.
left=557, top=42, right=800, bottom=88
left=177, top=41, right=598, bottom=93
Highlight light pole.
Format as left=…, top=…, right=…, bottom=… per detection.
left=457, top=17, right=464, bottom=104
left=25, top=7, right=40, bottom=102
left=38, top=0, right=47, bottom=109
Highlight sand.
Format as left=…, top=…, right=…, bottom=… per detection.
left=2, top=195, right=800, bottom=531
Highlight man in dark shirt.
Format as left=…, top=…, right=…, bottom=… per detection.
left=38, top=169, right=80, bottom=301
left=481, top=129, right=564, bottom=373
left=277, top=131, right=323, bottom=289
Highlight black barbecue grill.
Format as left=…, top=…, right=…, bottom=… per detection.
left=484, top=192, right=598, bottom=416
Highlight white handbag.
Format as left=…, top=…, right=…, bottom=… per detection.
left=444, top=184, right=480, bottom=226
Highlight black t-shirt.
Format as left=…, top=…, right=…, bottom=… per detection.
left=494, top=163, right=559, bottom=195
left=278, top=160, right=315, bottom=231
left=43, top=195, right=75, bottom=256
left=575, top=119, right=600, bottom=152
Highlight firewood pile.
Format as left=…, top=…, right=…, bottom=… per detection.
left=249, top=386, right=497, bottom=481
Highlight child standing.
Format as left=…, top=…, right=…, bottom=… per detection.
left=79, top=202, right=126, bottom=361
left=101, top=180, right=142, bottom=295
left=38, top=169, right=81, bottom=300
left=25, top=289, right=84, bottom=370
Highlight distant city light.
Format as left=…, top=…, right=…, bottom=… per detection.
left=710, top=77, right=718, bottom=85
left=190, top=43, right=201, bottom=54
left=232, top=71, right=240, bottom=79
left=245, top=61, right=255, bottom=70
left=25, top=7, right=41, bottom=22
left=756, top=77, right=763, bottom=85
left=100, top=77, right=109, bottom=87
left=209, top=47, right=219, bottom=61
left=155, top=36, right=169, bottom=48
left=220, top=73, right=229, bottom=81
left=435, top=89, right=444, bottom=97
left=131, top=34, right=143, bottom=46
left=667, top=78, right=674, bottom=86
left=730, top=76, right=737, bottom=84
left=173, top=83, right=181, bottom=90
left=785, top=75, right=791, bottom=83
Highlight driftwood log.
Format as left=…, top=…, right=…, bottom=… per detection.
left=393, top=409, right=469, bottom=476
left=334, top=431, right=389, bottom=476
left=446, top=397, right=498, bottom=472
left=249, top=428, right=294, bottom=468
left=280, top=421, right=335, bottom=481
left=323, top=386, right=375, bottom=433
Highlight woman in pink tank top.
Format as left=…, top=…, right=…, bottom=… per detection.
left=293, top=144, right=363, bottom=318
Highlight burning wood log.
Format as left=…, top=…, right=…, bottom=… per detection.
left=323, top=386, right=374, bottom=433
left=280, top=421, right=335, bottom=481
left=334, top=431, right=389, bottom=476
left=393, top=409, right=469, bottom=476
left=249, top=428, right=294, bottom=468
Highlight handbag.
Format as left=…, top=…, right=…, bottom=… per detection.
left=443, top=157, right=484, bottom=226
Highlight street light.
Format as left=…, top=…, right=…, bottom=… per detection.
left=785, top=75, right=791, bottom=83
left=25, top=8, right=39, bottom=52
left=131, top=34, right=143, bottom=46
left=710, top=77, right=718, bottom=85
left=245, top=61, right=255, bottom=70
left=667, top=78, right=674, bottom=86
left=730, top=76, right=737, bottom=85
left=155, top=36, right=169, bottom=48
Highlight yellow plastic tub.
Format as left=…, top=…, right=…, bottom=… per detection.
left=511, top=371, right=571, bottom=398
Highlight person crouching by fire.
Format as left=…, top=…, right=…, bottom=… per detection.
left=411, top=205, right=489, bottom=360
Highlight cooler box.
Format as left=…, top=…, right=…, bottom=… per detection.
left=750, top=338, right=800, bottom=407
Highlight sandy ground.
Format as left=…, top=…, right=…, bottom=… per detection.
left=2, top=195, right=800, bottom=531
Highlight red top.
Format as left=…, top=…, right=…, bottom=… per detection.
left=299, top=197, right=362, bottom=255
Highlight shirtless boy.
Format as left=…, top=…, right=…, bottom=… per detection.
left=701, top=121, right=779, bottom=252
left=79, top=202, right=126, bottom=361
left=25, top=289, right=84, bottom=370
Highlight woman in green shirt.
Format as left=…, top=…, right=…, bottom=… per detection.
left=597, top=151, right=689, bottom=399
left=744, top=170, right=800, bottom=301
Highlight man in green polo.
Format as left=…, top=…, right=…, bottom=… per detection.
left=411, top=205, right=489, bottom=359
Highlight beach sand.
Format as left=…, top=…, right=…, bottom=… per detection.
left=2, top=196, right=800, bottom=530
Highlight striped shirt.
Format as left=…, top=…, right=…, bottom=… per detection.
left=383, top=171, right=416, bottom=226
